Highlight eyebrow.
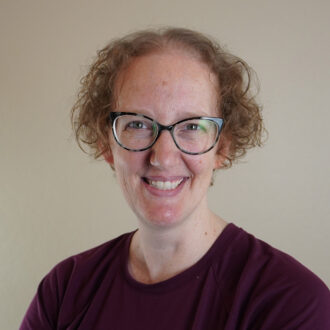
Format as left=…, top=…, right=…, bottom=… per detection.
left=116, top=109, right=213, bottom=121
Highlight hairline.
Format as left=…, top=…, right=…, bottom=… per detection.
left=113, top=43, right=221, bottom=114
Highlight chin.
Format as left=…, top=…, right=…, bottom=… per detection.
left=138, top=207, right=187, bottom=229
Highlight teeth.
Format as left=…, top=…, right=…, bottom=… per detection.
left=148, top=179, right=183, bottom=190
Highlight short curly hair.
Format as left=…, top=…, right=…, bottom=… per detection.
left=71, top=27, right=265, bottom=168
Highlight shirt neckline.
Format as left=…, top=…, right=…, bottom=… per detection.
left=121, top=223, right=238, bottom=293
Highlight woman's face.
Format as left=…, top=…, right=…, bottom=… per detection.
left=106, top=50, right=223, bottom=228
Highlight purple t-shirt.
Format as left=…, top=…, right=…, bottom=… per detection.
left=20, top=223, right=330, bottom=329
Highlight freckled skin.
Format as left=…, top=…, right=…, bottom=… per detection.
left=107, top=50, right=224, bottom=229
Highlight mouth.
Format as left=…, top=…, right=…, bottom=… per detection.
left=143, top=177, right=185, bottom=191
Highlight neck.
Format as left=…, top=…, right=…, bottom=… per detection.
left=128, top=202, right=227, bottom=284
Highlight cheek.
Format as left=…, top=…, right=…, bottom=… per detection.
left=113, top=148, right=147, bottom=178
left=184, top=153, right=216, bottom=175
left=113, top=154, right=143, bottom=203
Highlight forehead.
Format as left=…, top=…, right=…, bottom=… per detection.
left=114, top=50, right=219, bottom=117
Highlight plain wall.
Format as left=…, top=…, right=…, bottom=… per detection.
left=1, top=0, right=329, bottom=328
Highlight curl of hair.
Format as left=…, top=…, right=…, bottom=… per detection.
left=71, top=27, right=266, bottom=168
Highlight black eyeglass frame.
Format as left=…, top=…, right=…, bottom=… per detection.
left=109, top=111, right=224, bottom=155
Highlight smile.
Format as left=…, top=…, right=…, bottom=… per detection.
left=144, top=178, right=184, bottom=190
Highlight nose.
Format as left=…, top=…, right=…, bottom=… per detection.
left=149, top=130, right=181, bottom=168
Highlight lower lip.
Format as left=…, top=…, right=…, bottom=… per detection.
left=142, top=178, right=187, bottom=197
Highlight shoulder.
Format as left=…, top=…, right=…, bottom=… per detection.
left=39, top=231, right=135, bottom=309
left=47, top=230, right=134, bottom=288
left=212, top=224, right=330, bottom=329
left=20, top=231, right=135, bottom=329
left=213, top=223, right=328, bottom=287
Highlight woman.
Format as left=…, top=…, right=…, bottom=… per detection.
left=21, top=28, right=330, bottom=329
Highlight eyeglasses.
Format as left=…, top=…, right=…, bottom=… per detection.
left=110, top=112, right=223, bottom=155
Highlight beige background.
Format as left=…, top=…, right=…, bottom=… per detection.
left=1, top=0, right=329, bottom=328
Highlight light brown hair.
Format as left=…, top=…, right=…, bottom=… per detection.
left=71, top=27, right=265, bottom=168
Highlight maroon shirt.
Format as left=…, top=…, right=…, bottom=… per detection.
left=20, top=224, right=330, bottom=329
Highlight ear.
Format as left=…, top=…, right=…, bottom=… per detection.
left=214, top=135, right=231, bottom=169
left=103, top=149, right=114, bottom=166
left=98, top=140, right=115, bottom=169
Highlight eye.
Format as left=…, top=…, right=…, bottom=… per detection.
left=184, top=122, right=207, bottom=133
left=185, top=123, right=199, bottom=130
left=127, top=120, right=147, bottom=129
